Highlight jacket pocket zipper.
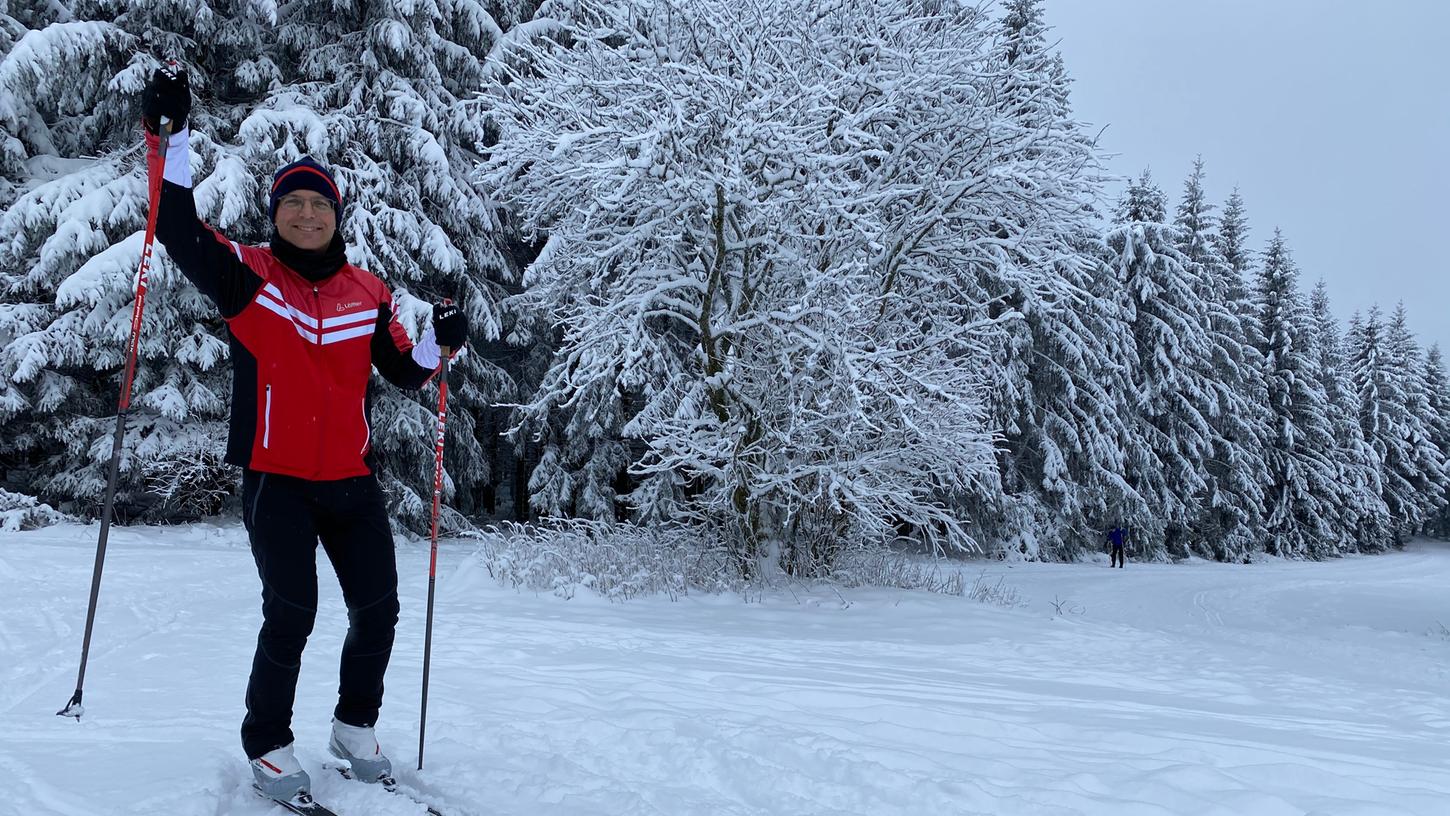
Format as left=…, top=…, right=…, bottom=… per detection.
left=360, top=396, right=371, bottom=455
left=263, top=384, right=273, bottom=449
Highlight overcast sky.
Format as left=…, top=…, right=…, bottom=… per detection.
left=1045, top=0, right=1449, bottom=354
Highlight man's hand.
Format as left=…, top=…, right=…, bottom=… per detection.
left=433, top=301, right=468, bottom=351
left=142, top=61, right=191, bottom=135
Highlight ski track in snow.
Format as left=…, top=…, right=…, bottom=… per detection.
left=1, top=524, right=1447, bottom=816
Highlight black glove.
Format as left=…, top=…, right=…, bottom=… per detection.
left=141, top=61, right=191, bottom=135
left=433, top=301, right=468, bottom=350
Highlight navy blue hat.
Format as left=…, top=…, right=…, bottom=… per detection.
left=269, top=156, right=343, bottom=224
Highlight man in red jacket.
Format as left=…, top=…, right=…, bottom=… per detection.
left=142, top=64, right=467, bottom=802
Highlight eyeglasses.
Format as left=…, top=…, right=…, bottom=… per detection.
left=277, top=194, right=336, bottom=215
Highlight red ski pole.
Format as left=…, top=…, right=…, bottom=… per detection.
left=58, top=115, right=174, bottom=720
left=418, top=302, right=452, bottom=770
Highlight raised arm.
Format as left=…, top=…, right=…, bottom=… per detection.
left=143, top=64, right=264, bottom=319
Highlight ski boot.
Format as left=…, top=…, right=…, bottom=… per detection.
left=251, top=743, right=312, bottom=802
left=328, top=719, right=392, bottom=784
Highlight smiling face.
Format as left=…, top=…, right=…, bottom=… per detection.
left=273, top=191, right=337, bottom=251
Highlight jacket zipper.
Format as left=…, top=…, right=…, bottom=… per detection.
left=263, top=384, right=272, bottom=449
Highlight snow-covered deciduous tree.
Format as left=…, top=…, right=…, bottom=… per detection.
left=482, top=0, right=1048, bottom=574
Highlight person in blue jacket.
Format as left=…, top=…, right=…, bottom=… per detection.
left=1107, top=526, right=1128, bottom=568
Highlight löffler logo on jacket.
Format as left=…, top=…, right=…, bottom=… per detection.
left=338, top=301, right=364, bottom=311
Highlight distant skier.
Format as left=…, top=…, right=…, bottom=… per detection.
left=1107, top=526, right=1128, bottom=568
left=141, top=64, right=468, bottom=802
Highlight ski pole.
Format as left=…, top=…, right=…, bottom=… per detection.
left=58, top=116, right=173, bottom=720
left=418, top=304, right=452, bottom=770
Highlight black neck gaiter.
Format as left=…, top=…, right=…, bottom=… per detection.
left=270, top=231, right=348, bottom=283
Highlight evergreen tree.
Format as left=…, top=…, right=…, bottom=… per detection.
left=1172, top=158, right=1268, bottom=559
left=1309, top=281, right=1390, bottom=550
left=962, top=0, right=1138, bottom=560
left=1386, top=304, right=1448, bottom=531
left=0, top=1, right=521, bottom=526
left=1212, top=189, right=1275, bottom=374
left=1252, top=230, right=1340, bottom=557
left=1348, top=305, right=1450, bottom=540
left=1105, top=170, right=1219, bottom=559
left=0, top=1, right=266, bottom=516
left=1213, top=188, right=1255, bottom=308
left=1422, top=345, right=1450, bottom=537
left=1350, top=306, right=1424, bottom=543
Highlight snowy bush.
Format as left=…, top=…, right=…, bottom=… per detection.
left=0, top=487, right=70, bottom=531
left=474, top=518, right=744, bottom=600
left=140, top=442, right=233, bottom=520
left=474, top=519, right=1002, bottom=599
left=828, top=547, right=970, bottom=597
left=967, top=572, right=1027, bottom=608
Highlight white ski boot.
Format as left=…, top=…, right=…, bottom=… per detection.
left=328, top=719, right=392, bottom=783
left=250, top=743, right=312, bottom=802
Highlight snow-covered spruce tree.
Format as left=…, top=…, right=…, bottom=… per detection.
left=1252, top=231, right=1345, bottom=557
left=1104, top=171, right=1220, bottom=559
left=1213, top=189, right=1256, bottom=309
left=1212, top=194, right=1274, bottom=388
left=0, top=1, right=520, bottom=526
left=1422, top=345, right=1450, bottom=538
left=1309, top=280, right=1391, bottom=550
left=1172, top=158, right=1268, bottom=559
left=0, top=3, right=267, bottom=517
left=1077, top=240, right=1159, bottom=556
left=1386, top=304, right=1448, bottom=532
left=1352, top=305, right=1447, bottom=542
left=481, top=0, right=1035, bottom=575
left=954, top=0, right=1138, bottom=561
left=1, top=1, right=71, bottom=192
left=1350, top=307, right=1413, bottom=542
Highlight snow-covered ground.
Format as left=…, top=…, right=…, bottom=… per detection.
left=1, top=523, right=1446, bottom=816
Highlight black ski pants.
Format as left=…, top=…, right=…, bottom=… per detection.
left=239, top=469, right=400, bottom=759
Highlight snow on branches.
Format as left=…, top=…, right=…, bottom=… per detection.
left=479, top=0, right=1109, bottom=572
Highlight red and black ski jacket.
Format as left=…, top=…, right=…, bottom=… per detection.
left=148, top=129, right=439, bottom=481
